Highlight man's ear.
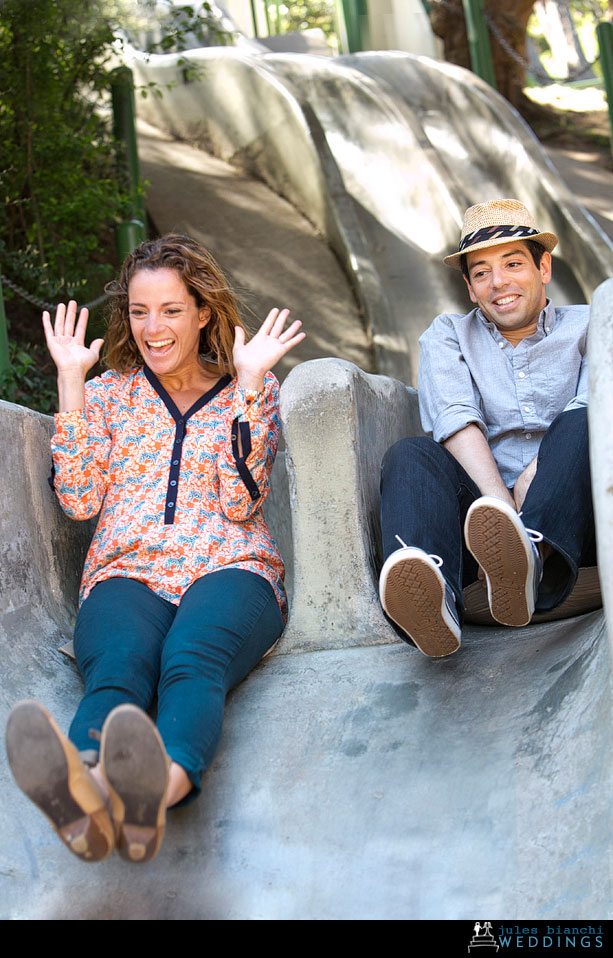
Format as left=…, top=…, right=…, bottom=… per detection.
left=539, top=250, right=552, bottom=287
left=463, top=274, right=478, bottom=304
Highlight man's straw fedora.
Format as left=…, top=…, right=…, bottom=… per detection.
left=444, top=198, right=558, bottom=270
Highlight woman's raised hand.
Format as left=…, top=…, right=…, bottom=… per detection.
left=233, top=308, right=305, bottom=392
left=42, top=301, right=104, bottom=412
left=42, top=300, right=104, bottom=378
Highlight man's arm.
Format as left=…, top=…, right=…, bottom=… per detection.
left=443, top=424, right=516, bottom=511
left=513, top=456, right=538, bottom=510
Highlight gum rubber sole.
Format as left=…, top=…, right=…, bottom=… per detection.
left=6, top=700, right=114, bottom=862
left=381, top=554, right=460, bottom=658
left=465, top=499, right=535, bottom=627
left=100, top=705, right=169, bottom=864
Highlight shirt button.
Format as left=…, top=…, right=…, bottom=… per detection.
left=518, top=371, right=525, bottom=378
left=170, top=480, right=177, bottom=486
left=526, top=433, right=532, bottom=439
left=173, top=460, right=179, bottom=466
left=524, top=406, right=531, bottom=412
left=168, top=502, right=175, bottom=508
left=498, top=341, right=504, bottom=348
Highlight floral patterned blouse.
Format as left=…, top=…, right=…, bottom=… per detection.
left=50, top=366, right=287, bottom=619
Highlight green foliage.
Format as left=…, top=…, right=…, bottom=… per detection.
left=268, top=1, right=337, bottom=41
left=0, top=343, right=57, bottom=415
left=0, top=0, right=133, bottom=302
left=568, top=0, right=610, bottom=16
left=136, top=2, right=235, bottom=53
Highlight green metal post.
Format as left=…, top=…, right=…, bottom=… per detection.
left=0, top=278, right=10, bottom=376
left=597, top=21, right=613, bottom=161
left=337, top=0, right=369, bottom=53
left=249, top=0, right=259, bottom=38
left=116, top=221, right=148, bottom=264
left=111, top=66, right=146, bottom=257
left=462, top=0, right=496, bottom=89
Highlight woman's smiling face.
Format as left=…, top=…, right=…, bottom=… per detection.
left=128, top=268, right=210, bottom=378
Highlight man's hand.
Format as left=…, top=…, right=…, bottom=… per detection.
left=513, top=456, right=538, bottom=511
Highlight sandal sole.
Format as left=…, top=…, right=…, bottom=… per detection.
left=6, top=700, right=113, bottom=862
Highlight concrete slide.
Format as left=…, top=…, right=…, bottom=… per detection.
left=1, top=41, right=612, bottom=919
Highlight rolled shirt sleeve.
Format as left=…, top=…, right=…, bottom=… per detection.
left=418, top=313, right=487, bottom=442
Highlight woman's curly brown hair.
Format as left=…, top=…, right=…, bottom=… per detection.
left=104, top=234, right=244, bottom=375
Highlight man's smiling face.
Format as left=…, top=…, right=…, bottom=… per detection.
left=464, top=241, right=552, bottom=331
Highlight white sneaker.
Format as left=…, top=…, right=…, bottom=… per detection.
left=464, top=496, right=543, bottom=627
left=379, top=543, right=461, bottom=658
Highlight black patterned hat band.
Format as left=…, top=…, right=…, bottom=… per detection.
left=459, top=224, right=539, bottom=252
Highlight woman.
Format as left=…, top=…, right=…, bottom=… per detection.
left=6, top=234, right=305, bottom=864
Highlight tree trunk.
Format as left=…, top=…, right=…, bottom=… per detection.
left=429, top=0, right=537, bottom=107
left=533, top=0, right=593, bottom=80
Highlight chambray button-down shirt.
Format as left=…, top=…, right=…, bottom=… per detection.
left=418, top=300, right=589, bottom=488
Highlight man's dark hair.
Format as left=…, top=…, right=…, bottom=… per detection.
left=461, top=240, right=546, bottom=281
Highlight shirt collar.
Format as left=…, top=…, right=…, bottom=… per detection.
left=476, top=298, right=554, bottom=338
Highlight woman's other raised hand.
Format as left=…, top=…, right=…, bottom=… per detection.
left=233, top=308, right=305, bottom=393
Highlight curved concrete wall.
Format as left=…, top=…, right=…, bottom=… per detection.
left=589, top=277, right=613, bottom=656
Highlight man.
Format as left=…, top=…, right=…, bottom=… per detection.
left=378, top=198, right=595, bottom=657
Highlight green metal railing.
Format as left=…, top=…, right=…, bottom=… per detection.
left=597, top=21, right=613, bottom=160
left=248, top=1, right=352, bottom=53
left=336, top=0, right=369, bottom=53
left=462, top=0, right=496, bottom=89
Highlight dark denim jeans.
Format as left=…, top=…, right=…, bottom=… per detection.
left=380, top=407, right=596, bottom=625
left=69, top=569, right=284, bottom=803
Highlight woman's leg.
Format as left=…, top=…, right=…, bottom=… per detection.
left=69, top=578, right=176, bottom=760
left=155, top=568, right=284, bottom=805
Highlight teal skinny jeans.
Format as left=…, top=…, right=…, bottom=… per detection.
left=69, top=570, right=284, bottom=803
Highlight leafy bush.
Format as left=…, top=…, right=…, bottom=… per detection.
left=0, top=343, right=57, bottom=415
left=0, top=0, right=133, bottom=303
left=277, top=1, right=337, bottom=41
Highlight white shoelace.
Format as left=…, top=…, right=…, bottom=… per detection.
left=394, top=535, right=443, bottom=567
left=518, top=512, right=544, bottom=545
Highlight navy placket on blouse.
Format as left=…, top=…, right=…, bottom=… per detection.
left=144, top=366, right=232, bottom=525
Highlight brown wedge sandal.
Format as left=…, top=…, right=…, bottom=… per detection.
left=5, top=700, right=114, bottom=862
left=100, top=704, right=169, bottom=864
